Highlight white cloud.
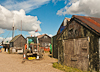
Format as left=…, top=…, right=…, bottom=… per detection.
left=0, top=28, right=4, bottom=34
left=0, top=5, right=41, bottom=31
left=2, top=0, right=50, bottom=13
left=52, top=0, right=60, bottom=4
left=57, top=0, right=100, bottom=17
left=2, top=0, right=50, bottom=12
left=4, top=37, right=12, bottom=43
left=28, top=31, right=40, bottom=36
left=52, top=0, right=68, bottom=4
left=0, top=37, right=12, bottom=44
left=67, top=0, right=78, bottom=5
left=49, top=34, right=53, bottom=37
left=45, top=33, right=53, bottom=37
left=64, top=1, right=67, bottom=4
left=29, top=31, right=35, bottom=35
left=0, top=37, right=3, bottom=43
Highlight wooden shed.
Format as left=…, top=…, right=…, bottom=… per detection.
left=57, top=15, right=100, bottom=71
left=52, top=18, right=70, bottom=59
left=10, top=34, right=27, bottom=48
left=37, top=34, right=51, bottom=51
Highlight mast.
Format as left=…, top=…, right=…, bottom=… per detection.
left=21, top=20, right=22, bottom=47
left=12, top=19, right=15, bottom=39
left=21, top=20, right=22, bottom=35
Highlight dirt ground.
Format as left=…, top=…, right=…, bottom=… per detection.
left=0, top=52, right=63, bottom=72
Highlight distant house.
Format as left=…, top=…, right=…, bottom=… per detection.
left=3, top=44, right=10, bottom=51
left=2, top=41, right=10, bottom=51
left=57, top=15, right=100, bottom=71
left=10, top=34, right=27, bottom=48
left=37, top=34, right=51, bottom=51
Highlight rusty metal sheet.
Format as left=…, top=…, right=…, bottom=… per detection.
left=74, top=15, right=100, bottom=33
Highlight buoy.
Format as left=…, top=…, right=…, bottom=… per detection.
left=23, top=53, right=26, bottom=60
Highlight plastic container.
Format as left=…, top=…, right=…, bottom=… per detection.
left=37, top=55, right=39, bottom=59
left=12, top=49, right=16, bottom=53
left=6, top=48, right=8, bottom=52
left=28, top=57, right=36, bottom=60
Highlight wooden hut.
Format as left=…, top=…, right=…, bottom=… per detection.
left=10, top=34, right=27, bottom=49
left=57, top=15, right=100, bottom=71
left=37, top=34, right=51, bottom=51
left=52, top=18, right=70, bottom=59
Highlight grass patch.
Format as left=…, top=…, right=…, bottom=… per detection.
left=53, top=62, right=90, bottom=72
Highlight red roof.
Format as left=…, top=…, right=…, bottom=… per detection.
left=37, top=34, right=45, bottom=38
left=73, top=15, right=100, bottom=33
left=65, top=18, right=70, bottom=21
left=37, top=34, right=51, bottom=39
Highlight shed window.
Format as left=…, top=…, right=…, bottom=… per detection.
left=10, top=43, right=13, bottom=47
left=44, top=36, right=47, bottom=38
left=68, top=28, right=73, bottom=37
left=45, top=43, right=49, bottom=47
left=75, top=29, right=78, bottom=36
left=42, top=43, right=45, bottom=47
left=45, top=43, right=47, bottom=46
left=82, top=49, right=87, bottom=53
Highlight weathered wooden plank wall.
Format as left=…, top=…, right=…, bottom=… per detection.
left=63, top=38, right=89, bottom=70
left=52, top=35, right=58, bottom=58
left=14, top=36, right=26, bottom=47
left=58, top=40, right=64, bottom=64
left=81, top=26, right=99, bottom=71
left=38, top=36, right=51, bottom=47
left=57, top=19, right=99, bottom=71
left=99, top=38, right=100, bottom=72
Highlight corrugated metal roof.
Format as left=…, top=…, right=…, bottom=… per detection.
left=57, top=15, right=100, bottom=40
left=10, top=34, right=21, bottom=42
left=73, top=15, right=100, bottom=33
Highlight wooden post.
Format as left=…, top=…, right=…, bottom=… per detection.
left=58, top=46, right=59, bottom=63
left=62, top=40, right=65, bottom=65
left=99, top=38, right=100, bottom=72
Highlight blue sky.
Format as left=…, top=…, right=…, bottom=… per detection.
left=0, top=0, right=99, bottom=42
left=29, top=1, right=71, bottom=35
left=0, top=0, right=71, bottom=39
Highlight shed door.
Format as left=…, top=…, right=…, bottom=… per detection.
left=63, top=37, right=89, bottom=70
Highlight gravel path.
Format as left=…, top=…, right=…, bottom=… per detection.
left=0, top=52, right=63, bottom=72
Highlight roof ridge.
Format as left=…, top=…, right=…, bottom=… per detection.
left=74, top=15, right=100, bottom=19
left=74, top=15, right=100, bottom=34
left=10, top=34, right=22, bottom=42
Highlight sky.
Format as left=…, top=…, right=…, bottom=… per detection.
left=0, top=0, right=100, bottom=43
